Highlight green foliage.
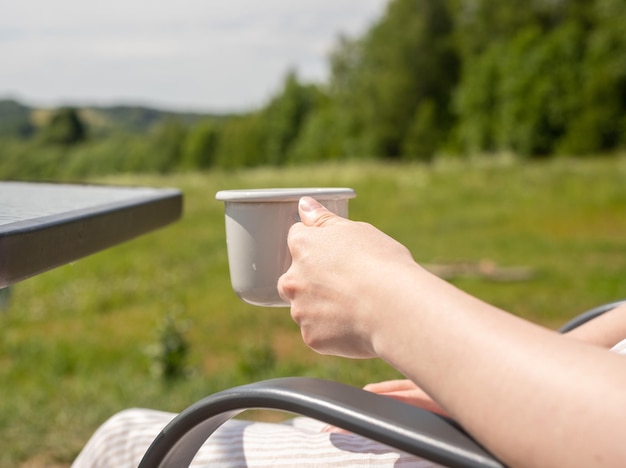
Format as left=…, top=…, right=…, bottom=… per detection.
left=96, top=105, right=210, bottom=133
left=182, top=119, right=219, bottom=169
left=329, top=0, right=458, bottom=160
left=289, top=100, right=347, bottom=163
left=149, top=118, right=187, bottom=173
left=0, top=287, right=11, bottom=310
left=40, top=107, right=87, bottom=145
left=454, top=0, right=626, bottom=157
left=262, top=70, right=321, bottom=165
left=214, top=113, right=265, bottom=168
left=237, top=342, right=277, bottom=380
left=149, top=311, right=191, bottom=381
left=1, top=0, right=626, bottom=175
left=0, top=99, right=35, bottom=138
left=559, top=0, right=626, bottom=154
left=453, top=41, right=502, bottom=153
left=1, top=158, right=626, bottom=465
left=402, top=99, right=440, bottom=161
left=495, top=22, right=586, bottom=156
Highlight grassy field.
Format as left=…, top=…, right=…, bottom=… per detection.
left=2, top=156, right=626, bottom=466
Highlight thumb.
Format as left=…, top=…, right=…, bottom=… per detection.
left=298, top=196, right=338, bottom=227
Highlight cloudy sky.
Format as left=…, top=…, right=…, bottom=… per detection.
left=0, top=0, right=388, bottom=113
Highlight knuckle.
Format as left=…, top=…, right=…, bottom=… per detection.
left=277, top=273, right=295, bottom=298
left=290, top=304, right=304, bottom=325
left=299, top=327, right=316, bottom=349
left=314, top=212, right=336, bottom=227
left=286, top=223, right=306, bottom=251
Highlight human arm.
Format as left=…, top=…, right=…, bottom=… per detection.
left=278, top=197, right=626, bottom=467
left=354, top=304, right=626, bottom=426
left=355, top=305, right=626, bottom=424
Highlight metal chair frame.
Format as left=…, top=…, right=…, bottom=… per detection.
left=139, top=300, right=626, bottom=468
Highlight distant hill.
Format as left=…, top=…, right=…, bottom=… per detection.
left=0, top=98, right=229, bottom=138
left=78, top=105, right=228, bottom=133
left=0, top=99, right=35, bottom=138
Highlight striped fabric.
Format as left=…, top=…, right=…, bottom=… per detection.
left=72, top=411, right=436, bottom=467
left=72, top=341, right=626, bottom=467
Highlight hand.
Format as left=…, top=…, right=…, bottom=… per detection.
left=322, top=379, right=448, bottom=433
left=362, top=379, right=448, bottom=416
left=277, top=197, right=418, bottom=358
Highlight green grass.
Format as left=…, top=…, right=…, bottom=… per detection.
left=2, top=155, right=626, bottom=466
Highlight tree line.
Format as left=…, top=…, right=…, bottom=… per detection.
left=1, top=0, right=624, bottom=180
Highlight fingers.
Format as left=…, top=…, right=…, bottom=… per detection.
left=277, top=268, right=296, bottom=305
left=362, top=379, right=449, bottom=416
left=321, top=424, right=352, bottom=435
left=298, top=196, right=339, bottom=227
left=278, top=196, right=338, bottom=303
left=363, top=379, right=418, bottom=393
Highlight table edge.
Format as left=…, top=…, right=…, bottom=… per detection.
left=0, top=188, right=183, bottom=288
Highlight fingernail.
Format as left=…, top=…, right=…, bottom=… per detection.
left=299, top=196, right=321, bottom=213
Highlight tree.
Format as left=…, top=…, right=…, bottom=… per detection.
left=288, top=96, right=346, bottom=163
left=495, top=22, right=586, bottom=156
left=40, top=107, right=86, bottom=145
left=402, top=99, right=440, bottom=160
left=330, top=0, right=458, bottom=159
left=214, top=113, right=265, bottom=168
left=182, top=120, right=219, bottom=169
left=150, top=118, right=187, bottom=172
left=262, top=70, right=320, bottom=165
left=453, top=0, right=626, bottom=156
left=559, top=0, right=626, bottom=154
left=452, top=40, right=502, bottom=154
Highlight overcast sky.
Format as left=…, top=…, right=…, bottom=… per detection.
left=0, top=0, right=388, bottom=113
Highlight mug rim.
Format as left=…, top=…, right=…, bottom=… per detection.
left=215, top=187, right=356, bottom=202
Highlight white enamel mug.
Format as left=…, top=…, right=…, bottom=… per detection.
left=215, top=188, right=356, bottom=307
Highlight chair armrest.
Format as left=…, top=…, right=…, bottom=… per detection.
left=139, top=377, right=503, bottom=468
left=558, top=300, right=626, bottom=333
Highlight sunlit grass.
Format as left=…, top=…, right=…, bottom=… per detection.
left=1, top=155, right=626, bottom=465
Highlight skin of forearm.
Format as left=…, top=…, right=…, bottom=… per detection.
left=371, top=265, right=626, bottom=467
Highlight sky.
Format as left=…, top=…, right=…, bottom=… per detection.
left=0, top=0, right=388, bottom=113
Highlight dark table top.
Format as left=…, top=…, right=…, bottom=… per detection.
left=0, top=181, right=183, bottom=288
